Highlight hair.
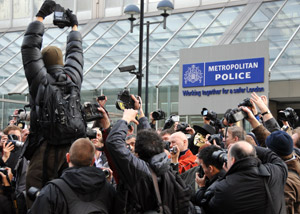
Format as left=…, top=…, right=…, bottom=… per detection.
left=126, top=134, right=136, bottom=141
left=3, top=125, right=22, bottom=135
left=198, top=145, right=223, bottom=170
left=135, top=129, right=164, bottom=162
left=229, top=141, right=256, bottom=162
left=69, top=138, right=95, bottom=167
left=293, top=127, right=300, bottom=148
left=228, top=126, right=246, bottom=140
left=160, top=128, right=175, bottom=137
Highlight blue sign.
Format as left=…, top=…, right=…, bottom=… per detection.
left=182, top=57, right=264, bottom=88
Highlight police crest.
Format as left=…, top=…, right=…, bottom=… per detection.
left=184, top=65, right=203, bottom=84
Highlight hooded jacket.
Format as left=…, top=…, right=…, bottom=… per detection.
left=28, top=166, right=116, bottom=214
left=21, top=20, right=84, bottom=153
left=106, top=118, right=173, bottom=213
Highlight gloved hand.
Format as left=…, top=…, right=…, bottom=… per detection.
left=66, top=9, right=78, bottom=27
left=36, top=0, right=56, bottom=18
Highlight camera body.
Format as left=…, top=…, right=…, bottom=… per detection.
left=201, top=108, right=217, bottom=121
left=238, top=98, right=252, bottom=108
left=116, top=89, right=136, bottom=110
left=53, top=4, right=71, bottom=28
left=278, top=107, right=299, bottom=124
left=226, top=108, right=248, bottom=124
left=212, top=150, right=227, bottom=164
left=83, top=102, right=103, bottom=122
left=152, top=110, right=166, bottom=120
left=176, top=122, right=189, bottom=134
left=0, top=168, right=8, bottom=176
left=27, top=187, right=41, bottom=201
left=0, top=134, right=24, bottom=148
left=86, top=128, right=97, bottom=140
left=169, top=147, right=178, bottom=154
left=207, top=134, right=222, bottom=146
left=163, top=141, right=171, bottom=151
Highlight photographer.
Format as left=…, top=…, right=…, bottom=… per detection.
left=192, top=146, right=226, bottom=209
left=21, top=0, right=85, bottom=208
left=0, top=167, right=15, bottom=214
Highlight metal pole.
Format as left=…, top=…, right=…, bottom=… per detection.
left=145, top=21, right=150, bottom=118
left=138, top=0, right=144, bottom=97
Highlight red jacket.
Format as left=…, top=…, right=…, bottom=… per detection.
left=178, top=149, right=198, bottom=174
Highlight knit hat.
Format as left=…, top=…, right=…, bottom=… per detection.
left=265, top=130, right=293, bottom=156
left=41, top=46, right=63, bottom=68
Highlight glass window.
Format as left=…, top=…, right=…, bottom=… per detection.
left=271, top=31, right=300, bottom=81
left=55, top=0, right=74, bottom=10
left=174, top=0, right=199, bottom=9
left=0, top=0, right=11, bottom=20
left=77, top=0, right=92, bottom=11
left=233, top=1, right=284, bottom=43
left=258, top=0, right=300, bottom=64
left=13, top=0, right=30, bottom=19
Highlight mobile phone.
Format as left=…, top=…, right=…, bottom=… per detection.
left=98, top=95, right=106, bottom=101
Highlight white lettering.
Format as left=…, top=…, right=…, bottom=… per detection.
left=215, top=74, right=221, bottom=81
left=245, top=72, right=251, bottom=78
left=239, top=72, right=244, bottom=79
left=208, top=66, right=215, bottom=72
left=222, top=74, right=228, bottom=80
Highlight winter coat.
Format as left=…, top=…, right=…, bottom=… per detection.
left=106, top=118, right=173, bottom=213
left=285, top=154, right=300, bottom=214
left=178, top=149, right=198, bottom=174
left=205, top=146, right=287, bottom=214
left=28, top=166, right=116, bottom=214
left=21, top=20, right=84, bottom=151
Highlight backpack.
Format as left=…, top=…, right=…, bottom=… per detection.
left=159, top=168, right=192, bottom=214
left=49, top=179, right=108, bottom=214
left=39, top=73, right=86, bottom=145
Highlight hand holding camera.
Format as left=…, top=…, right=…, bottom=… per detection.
left=66, top=9, right=78, bottom=27
left=0, top=167, right=13, bottom=186
left=36, top=0, right=56, bottom=18
left=1, top=141, right=15, bottom=163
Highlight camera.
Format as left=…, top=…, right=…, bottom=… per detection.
left=225, top=108, right=248, bottom=124
left=163, top=115, right=177, bottom=130
left=0, top=135, right=24, bottom=148
left=9, top=108, right=30, bottom=129
left=163, top=141, right=171, bottom=151
left=278, top=107, right=299, bottom=126
left=152, top=110, right=166, bottom=121
left=115, top=89, right=137, bottom=110
left=53, top=4, right=71, bottom=28
left=0, top=168, right=8, bottom=176
left=97, top=95, right=106, bottom=101
left=169, top=147, right=178, bottom=154
left=176, top=122, right=189, bottom=134
left=103, top=169, right=111, bottom=179
left=27, top=187, right=41, bottom=201
left=207, top=134, right=222, bottom=146
left=212, top=150, right=227, bottom=164
left=86, top=128, right=97, bottom=140
left=238, top=98, right=252, bottom=108
left=83, top=102, right=103, bottom=122
left=201, top=108, right=217, bottom=121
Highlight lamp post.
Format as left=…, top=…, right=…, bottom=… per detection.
left=124, top=0, right=174, bottom=117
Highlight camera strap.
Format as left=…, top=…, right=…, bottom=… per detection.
left=148, top=166, right=163, bottom=214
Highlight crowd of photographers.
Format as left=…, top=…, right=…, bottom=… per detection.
left=1, top=90, right=300, bottom=213
left=1, top=0, right=300, bottom=213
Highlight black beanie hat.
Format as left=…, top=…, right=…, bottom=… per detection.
left=41, top=46, right=63, bottom=68
left=265, top=130, right=293, bottom=156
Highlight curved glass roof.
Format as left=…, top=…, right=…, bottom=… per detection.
left=0, top=0, right=299, bottom=95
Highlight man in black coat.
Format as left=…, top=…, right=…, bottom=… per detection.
left=204, top=141, right=287, bottom=214
left=21, top=0, right=85, bottom=208
left=28, top=138, right=116, bottom=214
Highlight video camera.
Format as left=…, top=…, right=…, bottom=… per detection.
left=83, top=102, right=103, bottom=122
left=278, top=107, right=299, bottom=127
left=115, top=89, right=137, bottom=110
left=0, top=134, right=24, bottom=148
left=53, top=4, right=71, bottom=28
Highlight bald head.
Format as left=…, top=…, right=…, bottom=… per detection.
left=229, top=141, right=256, bottom=161
left=68, top=138, right=95, bottom=167
left=170, top=131, right=188, bottom=152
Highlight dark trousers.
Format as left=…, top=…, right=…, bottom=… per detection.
left=25, top=141, right=69, bottom=208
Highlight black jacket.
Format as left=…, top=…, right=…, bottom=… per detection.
left=205, top=147, right=287, bottom=214
left=28, top=166, right=116, bottom=214
left=21, top=21, right=84, bottom=151
left=106, top=118, right=171, bottom=213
